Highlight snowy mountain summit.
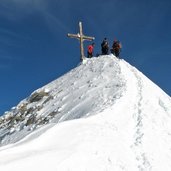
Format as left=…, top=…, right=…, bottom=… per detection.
left=0, top=55, right=171, bottom=171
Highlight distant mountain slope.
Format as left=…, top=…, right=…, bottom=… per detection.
left=0, top=55, right=171, bottom=171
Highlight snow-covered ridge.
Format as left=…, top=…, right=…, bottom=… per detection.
left=0, top=55, right=125, bottom=146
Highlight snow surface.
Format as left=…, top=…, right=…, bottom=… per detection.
left=0, top=55, right=171, bottom=171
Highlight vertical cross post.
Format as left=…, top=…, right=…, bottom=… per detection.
left=79, top=22, right=84, bottom=61
left=67, top=21, right=95, bottom=62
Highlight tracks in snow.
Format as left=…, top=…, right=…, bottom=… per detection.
left=122, top=61, right=152, bottom=171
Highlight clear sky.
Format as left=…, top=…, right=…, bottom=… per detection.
left=0, top=0, right=171, bottom=115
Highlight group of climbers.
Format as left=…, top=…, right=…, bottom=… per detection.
left=87, top=38, right=122, bottom=58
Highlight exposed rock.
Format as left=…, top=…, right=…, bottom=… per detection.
left=26, top=116, right=36, bottom=126
left=29, top=91, right=49, bottom=103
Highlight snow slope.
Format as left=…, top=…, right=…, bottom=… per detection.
left=0, top=56, right=125, bottom=146
left=0, top=55, right=171, bottom=171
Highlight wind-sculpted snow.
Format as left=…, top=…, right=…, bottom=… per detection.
left=0, top=55, right=125, bottom=146
left=1, top=55, right=171, bottom=171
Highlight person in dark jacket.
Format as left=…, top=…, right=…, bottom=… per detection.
left=87, top=42, right=95, bottom=58
left=101, top=38, right=109, bottom=55
left=111, top=39, right=122, bottom=58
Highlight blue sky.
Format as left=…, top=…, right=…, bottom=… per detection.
left=0, top=0, right=171, bottom=115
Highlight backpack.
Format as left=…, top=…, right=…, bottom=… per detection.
left=101, top=41, right=108, bottom=49
left=113, top=41, right=121, bottom=50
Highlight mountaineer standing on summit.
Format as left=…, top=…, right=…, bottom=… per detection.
left=101, top=38, right=109, bottom=55
left=87, top=43, right=95, bottom=58
left=111, top=39, right=122, bottom=58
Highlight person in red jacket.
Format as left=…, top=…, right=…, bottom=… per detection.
left=87, top=43, right=95, bottom=58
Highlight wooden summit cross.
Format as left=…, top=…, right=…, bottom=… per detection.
left=67, top=21, right=95, bottom=62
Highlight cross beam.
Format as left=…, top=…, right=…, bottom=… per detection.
left=67, top=22, right=95, bottom=62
